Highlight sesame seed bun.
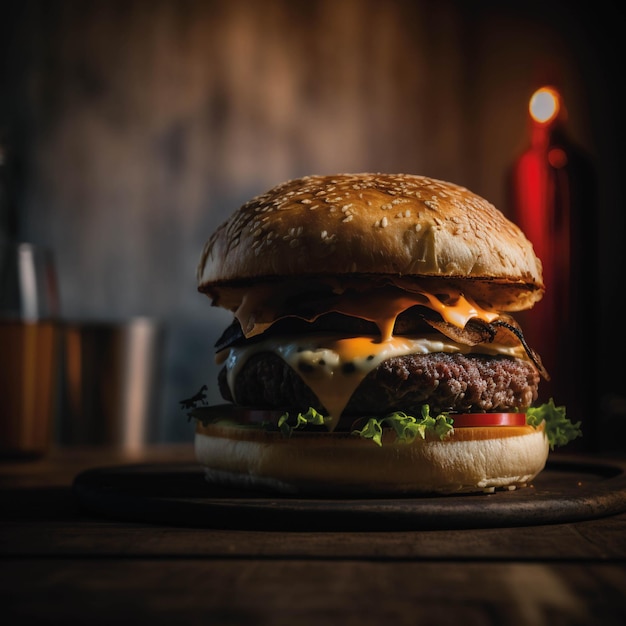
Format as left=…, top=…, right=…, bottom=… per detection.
left=197, top=173, right=544, bottom=312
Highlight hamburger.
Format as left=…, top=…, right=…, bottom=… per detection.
left=188, top=173, right=581, bottom=495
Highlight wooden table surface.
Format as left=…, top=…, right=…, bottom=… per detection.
left=2, top=444, right=626, bottom=625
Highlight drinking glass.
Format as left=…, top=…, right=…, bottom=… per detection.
left=0, top=241, right=60, bottom=459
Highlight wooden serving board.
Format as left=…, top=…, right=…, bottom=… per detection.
left=72, top=454, right=626, bottom=530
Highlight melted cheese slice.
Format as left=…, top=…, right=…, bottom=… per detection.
left=234, top=283, right=499, bottom=340
left=221, top=333, right=526, bottom=431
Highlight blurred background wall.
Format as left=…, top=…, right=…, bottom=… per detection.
left=1, top=0, right=624, bottom=445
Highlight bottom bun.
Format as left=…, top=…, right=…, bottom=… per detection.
left=195, top=421, right=549, bottom=495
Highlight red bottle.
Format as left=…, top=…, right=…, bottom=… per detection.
left=508, top=86, right=596, bottom=449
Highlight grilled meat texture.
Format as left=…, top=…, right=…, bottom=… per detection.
left=218, top=351, right=539, bottom=418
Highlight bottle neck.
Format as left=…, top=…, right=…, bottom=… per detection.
left=529, top=121, right=553, bottom=149
left=529, top=117, right=570, bottom=151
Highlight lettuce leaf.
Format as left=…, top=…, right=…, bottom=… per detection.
left=280, top=406, right=452, bottom=446
left=278, top=407, right=330, bottom=436
left=525, top=398, right=582, bottom=450
left=352, top=406, right=454, bottom=446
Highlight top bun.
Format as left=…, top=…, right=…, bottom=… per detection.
left=198, top=173, right=544, bottom=312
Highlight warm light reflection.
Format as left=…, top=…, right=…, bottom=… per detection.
left=548, top=147, right=568, bottom=168
left=529, top=87, right=560, bottom=124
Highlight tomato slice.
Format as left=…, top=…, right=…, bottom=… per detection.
left=451, top=412, right=527, bottom=427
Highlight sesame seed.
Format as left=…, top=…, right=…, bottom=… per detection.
left=381, top=216, right=388, bottom=228
left=342, top=215, right=353, bottom=223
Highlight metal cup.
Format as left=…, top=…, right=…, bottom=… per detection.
left=57, top=317, right=164, bottom=451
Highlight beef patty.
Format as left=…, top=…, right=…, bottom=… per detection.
left=218, top=351, right=540, bottom=418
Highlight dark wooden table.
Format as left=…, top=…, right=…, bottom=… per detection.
left=2, top=444, right=626, bottom=625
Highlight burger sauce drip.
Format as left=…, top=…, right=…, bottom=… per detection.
left=306, top=289, right=498, bottom=340
left=232, top=285, right=498, bottom=341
